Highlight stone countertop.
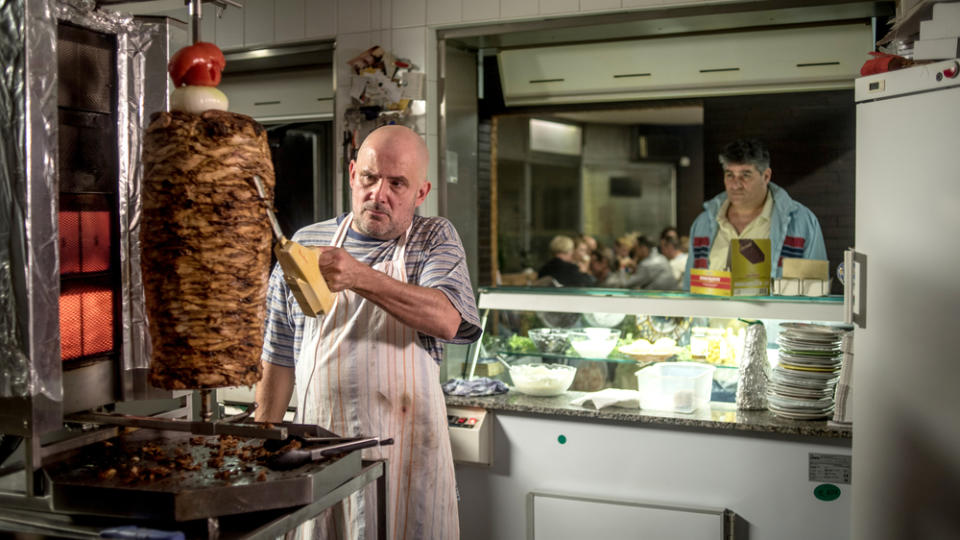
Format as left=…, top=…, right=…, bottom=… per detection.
left=445, top=390, right=851, bottom=441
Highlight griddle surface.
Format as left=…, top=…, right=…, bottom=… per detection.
left=45, top=430, right=361, bottom=521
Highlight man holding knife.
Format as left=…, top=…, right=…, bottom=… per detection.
left=256, top=125, right=481, bottom=539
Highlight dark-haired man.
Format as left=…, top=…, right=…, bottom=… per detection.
left=684, top=138, right=826, bottom=288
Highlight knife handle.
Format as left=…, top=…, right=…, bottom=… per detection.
left=316, top=437, right=382, bottom=458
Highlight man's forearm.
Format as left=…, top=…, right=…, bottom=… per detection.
left=254, top=361, right=295, bottom=423
left=351, top=266, right=461, bottom=340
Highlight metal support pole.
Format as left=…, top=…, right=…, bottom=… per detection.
left=199, top=389, right=215, bottom=422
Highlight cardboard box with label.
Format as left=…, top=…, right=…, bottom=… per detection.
left=731, top=238, right=772, bottom=296
left=773, top=257, right=831, bottom=297
left=690, top=269, right=732, bottom=296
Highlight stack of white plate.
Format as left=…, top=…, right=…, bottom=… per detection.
left=768, top=323, right=846, bottom=420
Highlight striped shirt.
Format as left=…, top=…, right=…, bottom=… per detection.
left=261, top=213, right=482, bottom=367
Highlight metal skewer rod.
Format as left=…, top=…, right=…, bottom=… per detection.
left=188, top=0, right=244, bottom=44
left=190, top=0, right=202, bottom=43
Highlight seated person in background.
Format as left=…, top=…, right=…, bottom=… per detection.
left=679, top=234, right=689, bottom=254
left=653, top=226, right=678, bottom=257
left=613, top=234, right=638, bottom=273
left=659, top=231, right=687, bottom=287
left=603, top=235, right=679, bottom=290
left=538, top=235, right=596, bottom=287
left=573, top=234, right=596, bottom=274
left=588, top=247, right=614, bottom=284
left=638, top=233, right=669, bottom=267
left=575, top=233, right=598, bottom=256
left=684, top=138, right=827, bottom=288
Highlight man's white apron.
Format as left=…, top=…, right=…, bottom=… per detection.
left=294, top=213, right=459, bottom=540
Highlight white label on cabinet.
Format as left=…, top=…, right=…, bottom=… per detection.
left=809, top=453, right=851, bottom=484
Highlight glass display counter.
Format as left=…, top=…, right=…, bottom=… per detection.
left=454, top=286, right=845, bottom=397
left=447, top=287, right=851, bottom=540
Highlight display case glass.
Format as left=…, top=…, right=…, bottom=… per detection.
left=449, top=286, right=845, bottom=401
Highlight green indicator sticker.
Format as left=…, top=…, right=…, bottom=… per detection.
left=557, top=434, right=567, bottom=445
left=814, top=483, right=841, bottom=501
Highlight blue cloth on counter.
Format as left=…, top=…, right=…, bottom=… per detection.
left=442, top=377, right=509, bottom=397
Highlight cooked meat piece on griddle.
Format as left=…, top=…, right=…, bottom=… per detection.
left=141, top=110, right=275, bottom=389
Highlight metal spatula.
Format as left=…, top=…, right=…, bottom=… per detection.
left=252, top=176, right=334, bottom=317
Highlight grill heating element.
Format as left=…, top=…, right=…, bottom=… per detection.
left=57, top=22, right=120, bottom=365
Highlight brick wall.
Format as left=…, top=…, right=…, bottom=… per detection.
left=477, top=119, right=494, bottom=286
left=703, top=90, right=856, bottom=289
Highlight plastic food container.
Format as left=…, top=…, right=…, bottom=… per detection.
left=636, top=362, right=716, bottom=413
left=509, top=363, right=577, bottom=397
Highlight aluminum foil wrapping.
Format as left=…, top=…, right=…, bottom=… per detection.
left=55, top=0, right=154, bottom=372
left=0, top=0, right=59, bottom=400
left=0, top=0, right=157, bottom=401
left=736, top=321, right=770, bottom=410
left=831, top=331, right=854, bottom=424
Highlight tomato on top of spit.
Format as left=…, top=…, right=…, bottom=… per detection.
left=168, top=41, right=229, bottom=114
left=168, top=41, right=226, bottom=87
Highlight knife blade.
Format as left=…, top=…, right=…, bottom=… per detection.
left=250, top=175, right=334, bottom=316
left=252, top=175, right=286, bottom=241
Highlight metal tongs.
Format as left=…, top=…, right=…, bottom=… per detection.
left=266, top=436, right=395, bottom=470
left=252, top=176, right=334, bottom=317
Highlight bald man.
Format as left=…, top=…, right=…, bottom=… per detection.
left=257, top=126, right=481, bottom=539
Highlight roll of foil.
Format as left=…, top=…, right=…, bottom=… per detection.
left=736, top=322, right=770, bottom=410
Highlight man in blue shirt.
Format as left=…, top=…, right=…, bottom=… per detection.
left=684, top=138, right=827, bottom=289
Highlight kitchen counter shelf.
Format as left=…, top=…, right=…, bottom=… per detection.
left=496, top=350, right=659, bottom=365
left=445, top=390, right=851, bottom=441
left=477, top=286, right=844, bottom=322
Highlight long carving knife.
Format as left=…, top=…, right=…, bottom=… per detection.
left=253, top=176, right=334, bottom=317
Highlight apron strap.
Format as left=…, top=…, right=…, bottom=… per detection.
left=333, top=212, right=414, bottom=266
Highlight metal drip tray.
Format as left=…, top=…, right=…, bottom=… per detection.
left=44, top=429, right=361, bottom=522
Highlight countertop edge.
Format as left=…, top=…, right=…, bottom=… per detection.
left=445, top=392, right=852, bottom=441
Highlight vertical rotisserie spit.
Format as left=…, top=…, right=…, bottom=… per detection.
left=141, top=109, right=275, bottom=389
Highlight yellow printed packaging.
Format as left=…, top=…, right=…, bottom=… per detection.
left=690, top=269, right=732, bottom=296
left=731, top=238, right=772, bottom=296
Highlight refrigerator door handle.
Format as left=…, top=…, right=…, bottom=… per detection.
left=843, top=249, right=867, bottom=329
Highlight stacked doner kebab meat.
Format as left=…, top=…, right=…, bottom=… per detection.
left=142, top=42, right=275, bottom=389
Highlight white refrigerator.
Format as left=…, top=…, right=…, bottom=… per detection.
left=853, top=59, right=960, bottom=539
